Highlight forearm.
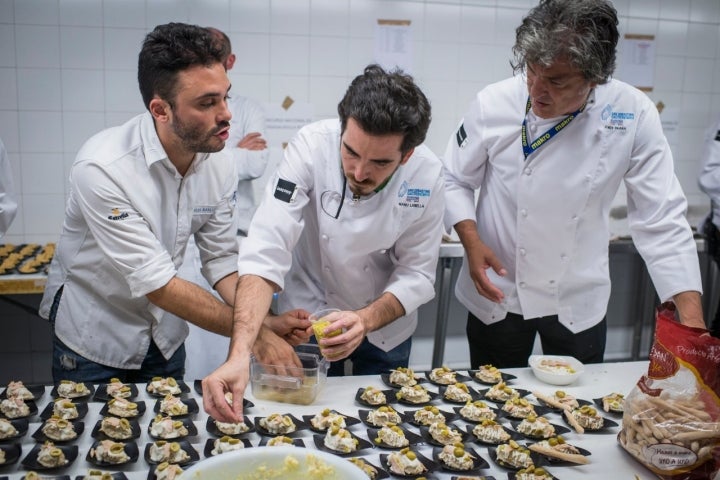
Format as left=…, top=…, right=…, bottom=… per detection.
left=358, top=292, right=406, bottom=332
left=672, top=291, right=706, bottom=329
left=226, top=275, right=277, bottom=362
left=214, top=272, right=238, bottom=306
left=455, top=219, right=483, bottom=251
left=146, top=277, right=233, bottom=336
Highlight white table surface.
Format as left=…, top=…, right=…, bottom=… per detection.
left=0, top=361, right=666, bottom=480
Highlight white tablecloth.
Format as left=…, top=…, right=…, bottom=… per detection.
left=0, top=361, right=685, bottom=479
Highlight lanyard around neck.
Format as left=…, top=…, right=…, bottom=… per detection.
left=521, top=97, right=586, bottom=160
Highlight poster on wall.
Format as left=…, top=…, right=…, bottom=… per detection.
left=374, top=19, right=413, bottom=74
left=617, top=33, right=656, bottom=92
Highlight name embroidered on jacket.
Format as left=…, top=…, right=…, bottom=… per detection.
left=193, top=206, right=215, bottom=215
left=107, top=208, right=129, bottom=221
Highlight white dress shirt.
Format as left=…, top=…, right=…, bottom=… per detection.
left=698, top=115, right=720, bottom=228
left=39, top=112, right=238, bottom=369
left=443, top=75, right=701, bottom=333
left=0, top=138, right=18, bottom=237
left=240, top=119, right=445, bottom=351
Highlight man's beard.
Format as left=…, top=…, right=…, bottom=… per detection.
left=172, top=113, right=229, bottom=153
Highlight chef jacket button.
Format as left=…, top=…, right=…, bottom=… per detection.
left=321, top=234, right=329, bottom=241
left=324, top=266, right=330, bottom=272
left=561, top=254, right=568, bottom=261
left=523, top=167, right=532, bottom=175
left=572, top=214, right=578, bottom=220
left=519, top=282, right=526, bottom=288
left=549, top=279, right=555, bottom=285
left=363, top=266, right=369, bottom=272
left=520, top=209, right=528, bottom=217
left=519, top=248, right=526, bottom=256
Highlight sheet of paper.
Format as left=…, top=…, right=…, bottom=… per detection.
left=618, top=34, right=656, bottom=91
left=374, top=19, right=413, bottom=73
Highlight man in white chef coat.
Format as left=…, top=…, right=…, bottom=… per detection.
left=204, top=64, right=445, bottom=422
left=0, top=138, right=18, bottom=238
left=39, top=23, right=302, bottom=383
left=442, top=0, right=705, bottom=369
left=698, top=114, right=720, bottom=338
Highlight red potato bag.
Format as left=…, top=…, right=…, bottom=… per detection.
left=618, top=303, right=720, bottom=479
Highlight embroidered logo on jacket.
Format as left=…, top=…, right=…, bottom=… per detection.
left=601, top=104, right=635, bottom=132
left=456, top=123, right=468, bottom=148
left=274, top=178, right=298, bottom=203
left=715, top=130, right=720, bottom=142
left=398, top=180, right=429, bottom=209
left=107, top=208, right=129, bottom=221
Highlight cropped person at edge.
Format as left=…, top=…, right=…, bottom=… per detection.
left=442, top=0, right=705, bottom=369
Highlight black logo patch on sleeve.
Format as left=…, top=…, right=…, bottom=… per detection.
left=715, top=130, right=720, bottom=142
left=274, top=178, right=298, bottom=203
left=456, top=123, right=468, bottom=148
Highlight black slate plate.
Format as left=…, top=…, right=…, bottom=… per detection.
left=437, top=384, right=481, bottom=404
left=465, top=423, right=523, bottom=445
left=21, top=476, right=70, bottom=480
left=1, top=384, right=45, bottom=401
left=402, top=407, right=458, bottom=427
left=468, top=368, right=517, bottom=386
left=0, top=443, right=21, bottom=467
left=143, top=439, right=199, bottom=466
left=358, top=408, right=405, bottom=428
left=75, top=473, right=128, bottom=480
left=367, top=426, right=424, bottom=449
left=419, top=423, right=468, bottom=447
left=592, top=397, right=624, bottom=417
left=152, top=397, right=199, bottom=417
left=205, top=416, right=255, bottom=438
left=395, top=387, right=440, bottom=406
left=21, top=443, right=78, bottom=470
left=534, top=395, right=592, bottom=412
left=379, top=451, right=437, bottom=478
left=424, top=369, right=472, bottom=386
left=509, top=420, right=571, bottom=440
left=147, top=416, right=198, bottom=440
left=380, top=372, right=427, bottom=389
left=0, top=399, right=38, bottom=419
left=203, top=437, right=253, bottom=457
left=253, top=414, right=306, bottom=437
left=477, top=388, right=531, bottom=404
left=302, top=411, right=361, bottom=433
left=92, top=383, right=139, bottom=403
left=192, top=380, right=255, bottom=409
left=91, top=417, right=141, bottom=441
left=432, top=445, right=490, bottom=473
left=487, top=446, right=546, bottom=471
left=86, top=440, right=139, bottom=467
left=258, top=436, right=305, bottom=448
left=312, top=432, right=374, bottom=456
left=99, top=400, right=146, bottom=419
left=560, top=412, right=619, bottom=433
left=32, top=419, right=84, bottom=443
left=347, top=457, right=391, bottom=480
left=526, top=441, right=592, bottom=466
left=498, top=402, right=553, bottom=420
left=145, top=380, right=190, bottom=398
left=39, top=401, right=88, bottom=421
left=50, top=383, right=95, bottom=401
left=507, top=470, right=558, bottom=480
left=355, top=387, right=396, bottom=407
left=0, top=418, right=28, bottom=442
left=452, top=404, right=499, bottom=424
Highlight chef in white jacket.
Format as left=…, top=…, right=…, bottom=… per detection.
left=204, top=65, right=445, bottom=422
left=0, top=138, right=18, bottom=237
left=442, top=0, right=704, bottom=369
left=698, top=114, right=720, bottom=337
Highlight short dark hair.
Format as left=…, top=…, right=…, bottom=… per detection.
left=511, top=0, right=619, bottom=84
left=206, top=27, right=232, bottom=65
left=338, top=64, right=431, bottom=156
left=138, top=23, right=225, bottom=109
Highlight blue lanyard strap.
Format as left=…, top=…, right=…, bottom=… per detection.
left=521, top=97, right=586, bottom=160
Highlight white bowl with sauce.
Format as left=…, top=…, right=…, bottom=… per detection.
left=528, top=354, right=584, bottom=385
left=180, top=445, right=368, bottom=480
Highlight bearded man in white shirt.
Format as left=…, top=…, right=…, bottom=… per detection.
left=442, top=0, right=705, bottom=368
left=39, top=23, right=305, bottom=383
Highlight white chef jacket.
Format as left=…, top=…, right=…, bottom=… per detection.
left=698, top=115, right=720, bottom=228
left=443, top=75, right=701, bottom=333
left=0, top=138, right=18, bottom=238
left=239, top=119, right=445, bottom=351
left=39, top=112, right=239, bottom=369
left=227, top=95, right=268, bottom=234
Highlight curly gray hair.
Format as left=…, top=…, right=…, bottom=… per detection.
left=511, top=0, right=619, bottom=85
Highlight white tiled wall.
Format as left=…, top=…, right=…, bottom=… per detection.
left=1, top=0, right=720, bottom=244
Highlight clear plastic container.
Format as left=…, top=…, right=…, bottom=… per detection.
left=250, top=343, right=329, bottom=405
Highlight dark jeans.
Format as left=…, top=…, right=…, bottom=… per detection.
left=52, top=335, right=186, bottom=384
left=466, top=311, right=606, bottom=369
left=321, top=336, right=412, bottom=376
